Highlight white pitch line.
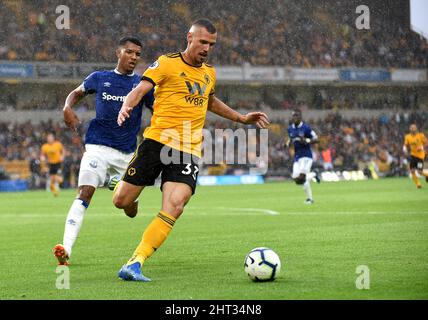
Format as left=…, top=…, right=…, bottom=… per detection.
left=0, top=207, right=281, bottom=218
left=0, top=210, right=426, bottom=219
left=277, top=211, right=428, bottom=215
left=218, top=207, right=280, bottom=215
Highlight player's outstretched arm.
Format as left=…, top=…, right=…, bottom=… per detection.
left=118, top=80, right=154, bottom=126
left=208, top=96, right=270, bottom=129
left=63, top=84, right=86, bottom=132
left=402, top=143, right=408, bottom=155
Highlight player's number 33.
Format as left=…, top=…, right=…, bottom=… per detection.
left=182, top=164, right=199, bottom=180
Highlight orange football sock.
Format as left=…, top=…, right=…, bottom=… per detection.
left=50, top=181, right=59, bottom=195
left=127, top=211, right=176, bottom=266
left=411, top=172, right=421, bottom=187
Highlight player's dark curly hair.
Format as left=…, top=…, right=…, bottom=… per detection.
left=118, top=36, right=142, bottom=48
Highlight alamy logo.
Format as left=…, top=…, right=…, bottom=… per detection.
left=102, top=92, right=126, bottom=102
left=355, top=265, right=370, bottom=289
left=55, top=266, right=70, bottom=289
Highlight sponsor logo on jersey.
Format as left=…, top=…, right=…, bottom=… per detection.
left=184, top=81, right=208, bottom=106
left=185, top=81, right=207, bottom=96
left=102, top=92, right=126, bottom=102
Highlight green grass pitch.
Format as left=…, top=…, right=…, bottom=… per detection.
left=0, top=178, right=427, bottom=300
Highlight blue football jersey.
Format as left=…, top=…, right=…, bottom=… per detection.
left=82, top=69, right=154, bottom=153
left=287, top=122, right=317, bottom=161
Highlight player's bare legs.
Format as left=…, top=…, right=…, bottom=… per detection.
left=417, top=169, right=428, bottom=183
left=410, top=167, right=428, bottom=189
left=50, top=173, right=61, bottom=197
left=410, top=168, right=421, bottom=189
left=53, top=185, right=96, bottom=265
left=113, top=180, right=145, bottom=218
left=161, top=182, right=192, bottom=219
left=118, top=181, right=192, bottom=281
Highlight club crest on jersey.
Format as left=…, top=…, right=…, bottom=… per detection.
left=128, top=167, right=136, bottom=176
left=149, top=61, right=159, bottom=69
left=204, top=74, right=210, bottom=84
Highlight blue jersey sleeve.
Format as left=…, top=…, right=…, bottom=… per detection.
left=304, top=124, right=313, bottom=138
left=83, top=72, right=99, bottom=94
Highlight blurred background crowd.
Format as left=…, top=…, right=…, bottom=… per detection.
left=1, top=0, right=427, bottom=68
left=1, top=109, right=426, bottom=188
left=0, top=0, right=427, bottom=189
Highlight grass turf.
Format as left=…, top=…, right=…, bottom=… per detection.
left=0, top=177, right=427, bottom=300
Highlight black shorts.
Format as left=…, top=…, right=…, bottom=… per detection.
left=48, top=163, right=62, bottom=175
left=123, top=139, right=199, bottom=194
left=409, top=156, right=424, bottom=170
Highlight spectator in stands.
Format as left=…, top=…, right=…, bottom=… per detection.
left=1, top=108, right=427, bottom=182
left=1, top=0, right=427, bottom=68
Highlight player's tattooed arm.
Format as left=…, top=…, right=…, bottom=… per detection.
left=118, top=80, right=154, bottom=126
left=63, top=84, right=86, bottom=132
left=208, top=96, right=270, bottom=129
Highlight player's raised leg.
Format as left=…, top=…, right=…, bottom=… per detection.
left=417, top=168, right=428, bottom=182
left=118, top=181, right=192, bottom=282
left=112, top=180, right=144, bottom=218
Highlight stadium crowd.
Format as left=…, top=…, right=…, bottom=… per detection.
left=1, top=0, right=427, bottom=68
left=1, top=110, right=426, bottom=188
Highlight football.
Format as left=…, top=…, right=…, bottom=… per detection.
left=244, top=247, right=281, bottom=282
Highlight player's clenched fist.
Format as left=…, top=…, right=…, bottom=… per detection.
left=117, top=105, right=133, bottom=126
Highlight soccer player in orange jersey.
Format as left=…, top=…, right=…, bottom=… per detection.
left=113, top=19, right=270, bottom=281
left=40, top=133, right=64, bottom=196
left=403, top=124, right=428, bottom=189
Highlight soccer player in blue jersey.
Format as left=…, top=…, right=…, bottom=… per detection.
left=53, top=37, right=154, bottom=265
left=285, top=109, right=320, bottom=204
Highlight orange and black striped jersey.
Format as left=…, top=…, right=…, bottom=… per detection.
left=404, top=132, right=427, bottom=160
left=41, top=141, right=64, bottom=164
left=141, top=52, right=216, bottom=158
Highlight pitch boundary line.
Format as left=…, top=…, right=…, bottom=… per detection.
left=1, top=209, right=428, bottom=219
